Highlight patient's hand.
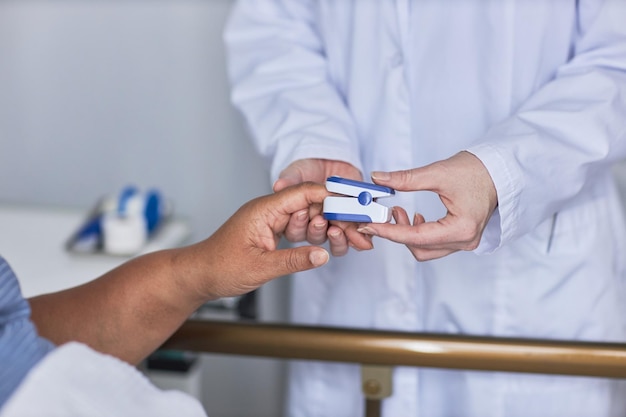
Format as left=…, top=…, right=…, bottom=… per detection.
left=178, top=182, right=331, bottom=301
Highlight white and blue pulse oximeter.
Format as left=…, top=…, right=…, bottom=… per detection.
left=323, top=176, right=395, bottom=223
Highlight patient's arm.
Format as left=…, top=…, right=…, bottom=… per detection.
left=28, top=182, right=329, bottom=364
left=28, top=249, right=202, bottom=365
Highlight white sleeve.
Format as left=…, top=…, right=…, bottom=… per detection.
left=0, top=342, right=207, bottom=417
left=467, top=0, right=626, bottom=253
left=224, top=0, right=363, bottom=181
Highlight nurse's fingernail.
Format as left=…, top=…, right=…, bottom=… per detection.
left=328, top=230, right=341, bottom=238
left=313, top=222, right=326, bottom=230
left=357, top=226, right=377, bottom=236
left=296, top=210, right=308, bottom=221
left=371, top=171, right=390, bottom=181
left=272, top=178, right=285, bottom=192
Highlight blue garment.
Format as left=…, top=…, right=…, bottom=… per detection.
left=0, top=257, right=55, bottom=408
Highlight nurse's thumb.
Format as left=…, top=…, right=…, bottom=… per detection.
left=264, top=247, right=329, bottom=278
left=371, top=168, right=431, bottom=192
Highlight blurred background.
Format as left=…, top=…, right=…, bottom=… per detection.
left=0, top=1, right=288, bottom=416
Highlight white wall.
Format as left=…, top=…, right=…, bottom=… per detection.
left=0, top=1, right=288, bottom=416
left=0, top=0, right=270, bottom=240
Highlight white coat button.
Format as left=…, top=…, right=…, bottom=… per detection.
left=389, top=52, right=404, bottom=68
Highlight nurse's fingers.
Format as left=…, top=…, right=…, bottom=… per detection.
left=283, top=210, right=310, bottom=242
left=273, top=176, right=298, bottom=193
left=358, top=222, right=419, bottom=246
left=392, top=206, right=411, bottom=225
left=371, top=166, right=439, bottom=193
left=358, top=216, right=479, bottom=252
left=356, top=217, right=464, bottom=248
left=326, top=222, right=373, bottom=256
left=306, top=214, right=329, bottom=245
left=406, top=246, right=455, bottom=262
left=343, top=222, right=373, bottom=250
left=358, top=218, right=458, bottom=261
left=273, top=166, right=306, bottom=193
left=356, top=206, right=414, bottom=239
left=413, top=212, right=426, bottom=226
left=413, top=214, right=482, bottom=251
left=357, top=207, right=463, bottom=261
left=327, top=224, right=349, bottom=256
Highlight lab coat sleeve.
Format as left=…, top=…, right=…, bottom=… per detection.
left=467, top=0, right=626, bottom=254
left=224, top=0, right=363, bottom=181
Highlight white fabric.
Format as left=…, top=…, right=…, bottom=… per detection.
left=0, top=342, right=207, bottom=417
left=225, top=1, right=626, bottom=416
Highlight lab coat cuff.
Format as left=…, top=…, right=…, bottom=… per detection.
left=271, top=135, right=363, bottom=182
left=466, top=144, right=521, bottom=254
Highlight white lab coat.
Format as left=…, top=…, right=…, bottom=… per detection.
left=225, top=1, right=626, bottom=416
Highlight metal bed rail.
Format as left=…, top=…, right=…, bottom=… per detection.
left=163, top=319, right=626, bottom=417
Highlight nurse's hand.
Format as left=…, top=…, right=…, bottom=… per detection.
left=357, top=151, right=498, bottom=261
left=272, top=158, right=374, bottom=256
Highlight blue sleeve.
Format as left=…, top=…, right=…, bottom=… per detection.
left=0, top=257, right=55, bottom=408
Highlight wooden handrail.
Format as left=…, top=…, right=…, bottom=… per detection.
left=163, top=319, right=626, bottom=379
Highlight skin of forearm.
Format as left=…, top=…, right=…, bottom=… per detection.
left=28, top=248, right=206, bottom=365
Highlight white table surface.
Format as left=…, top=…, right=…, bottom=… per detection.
left=0, top=204, right=190, bottom=298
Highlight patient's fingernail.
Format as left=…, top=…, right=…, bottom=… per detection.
left=296, top=210, right=308, bottom=221
left=357, top=226, right=377, bottom=236
left=371, top=171, right=390, bottom=181
left=310, top=250, right=329, bottom=267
